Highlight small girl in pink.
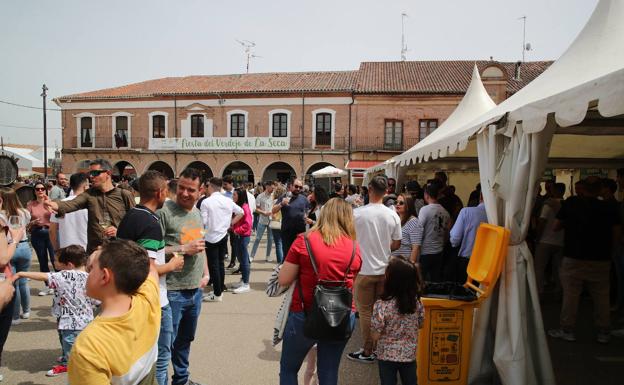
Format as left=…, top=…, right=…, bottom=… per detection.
left=371, top=257, right=425, bottom=385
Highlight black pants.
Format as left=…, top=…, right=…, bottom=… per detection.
left=205, top=236, right=228, bottom=296
left=454, top=256, right=470, bottom=283
left=0, top=294, right=15, bottom=367
left=378, top=360, right=417, bottom=385
left=420, top=252, right=443, bottom=282
left=281, top=231, right=301, bottom=261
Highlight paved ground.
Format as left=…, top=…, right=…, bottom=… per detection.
left=2, top=240, right=624, bottom=384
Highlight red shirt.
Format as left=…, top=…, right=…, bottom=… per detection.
left=286, top=231, right=362, bottom=312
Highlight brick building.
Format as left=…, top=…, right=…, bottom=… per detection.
left=54, top=60, right=549, bottom=185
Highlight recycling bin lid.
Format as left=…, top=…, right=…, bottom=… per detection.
left=465, top=223, right=510, bottom=299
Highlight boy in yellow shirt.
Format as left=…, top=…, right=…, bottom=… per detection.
left=68, top=239, right=161, bottom=385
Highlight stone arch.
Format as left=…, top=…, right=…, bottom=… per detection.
left=184, top=161, right=214, bottom=181
left=261, top=161, right=297, bottom=184
left=222, top=161, right=255, bottom=185
left=113, top=160, right=138, bottom=181
left=146, top=161, right=175, bottom=179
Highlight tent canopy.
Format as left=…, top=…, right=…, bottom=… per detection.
left=394, top=65, right=497, bottom=166
left=311, top=165, right=347, bottom=178
left=404, top=0, right=624, bottom=164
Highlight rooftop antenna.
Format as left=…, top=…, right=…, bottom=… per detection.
left=401, top=12, right=408, bottom=61
left=518, top=16, right=532, bottom=62
left=236, top=39, right=260, bottom=73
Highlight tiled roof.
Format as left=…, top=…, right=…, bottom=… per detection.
left=57, top=61, right=552, bottom=101
left=355, top=60, right=552, bottom=95
left=58, top=71, right=357, bottom=101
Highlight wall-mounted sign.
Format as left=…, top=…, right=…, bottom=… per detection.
left=150, top=137, right=290, bottom=151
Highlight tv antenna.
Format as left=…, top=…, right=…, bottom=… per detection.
left=236, top=39, right=261, bottom=73
left=518, top=16, right=532, bottom=62
left=401, top=12, right=408, bottom=61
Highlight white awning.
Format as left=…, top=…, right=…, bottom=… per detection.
left=311, top=165, right=347, bottom=178
left=428, top=0, right=624, bottom=155
left=394, top=65, right=496, bottom=166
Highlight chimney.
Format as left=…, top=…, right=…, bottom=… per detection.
left=514, top=61, right=522, bottom=80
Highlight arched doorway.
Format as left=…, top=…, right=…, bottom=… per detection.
left=262, top=162, right=296, bottom=184
left=305, top=162, right=336, bottom=188
left=147, top=161, right=175, bottom=179
left=222, top=161, right=254, bottom=185
left=75, top=159, right=92, bottom=173
left=113, top=161, right=138, bottom=182
left=185, top=161, right=213, bottom=182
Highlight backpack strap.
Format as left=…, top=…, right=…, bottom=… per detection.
left=304, top=232, right=356, bottom=283
left=343, top=241, right=356, bottom=281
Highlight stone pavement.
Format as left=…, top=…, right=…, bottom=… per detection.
left=3, top=241, right=624, bottom=384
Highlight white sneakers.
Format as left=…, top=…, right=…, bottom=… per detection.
left=38, top=288, right=54, bottom=296
left=233, top=284, right=251, bottom=294
left=202, top=292, right=223, bottom=302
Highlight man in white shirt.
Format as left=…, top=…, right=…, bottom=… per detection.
left=200, top=177, right=244, bottom=302
left=535, top=182, right=565, bottom=295
left=50, top=173, right=89, bottom=252
left=250, top=181, right=274, bottom=262
left=348, top=176, right=402, bottom=364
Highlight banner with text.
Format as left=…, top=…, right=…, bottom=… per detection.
left=150, top=137, right=290, bottom=151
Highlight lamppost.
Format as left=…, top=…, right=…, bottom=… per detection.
left=41, top=84, right=48, bottom=181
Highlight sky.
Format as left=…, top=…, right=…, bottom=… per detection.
left=0, top=0, right=598, bottom=148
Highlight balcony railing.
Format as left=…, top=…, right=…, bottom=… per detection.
left=69, top=136, right=147, bottom=149
left=67, top=135, right=418, bottom=152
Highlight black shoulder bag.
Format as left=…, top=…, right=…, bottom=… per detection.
left=298, top=233, right=356, bottom=341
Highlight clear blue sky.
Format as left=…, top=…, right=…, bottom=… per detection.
left=0, top=0, right=598, bottom=147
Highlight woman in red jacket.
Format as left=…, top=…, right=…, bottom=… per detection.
left=278, top=198, right=362, bottom=385
left=231, top=188, right=253, bottom=294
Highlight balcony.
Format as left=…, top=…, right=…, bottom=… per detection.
left=69, top=136, right=147, bottom=150
left=66, top=135, right=418, bottom=152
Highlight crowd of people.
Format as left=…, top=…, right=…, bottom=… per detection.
left=0, top=160, right=622, bottom=384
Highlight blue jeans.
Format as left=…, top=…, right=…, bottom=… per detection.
left=58, top=329, right=80, bottom=365
left=250, top=222, right=273, bottom=260
left=271, top=229, right=284, bottom=264
left=11, top=242, right=32, bottom=319
left=156, top=304, right=173, bottom=385
left=168, top=289, right=202, bottom=385
left=30, top=227, right=55, bottom=273
left=235, top=235, right=251, bottom=284
left=378, top=360, right=417, bottom=385
left=253, top=212, right=259, bottom=232
left=280, top=311, right=355, bottom=385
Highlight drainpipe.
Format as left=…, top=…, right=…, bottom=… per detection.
left=300, top=91, right=305, bottom=180
left=174, top=95, right=178, bottom=176
left=347, top=90, right=354, bottom=184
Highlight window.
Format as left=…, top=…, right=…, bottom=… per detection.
left=230, top=114, right=245, bottom=137
left=384, top=120, right=403, bottom=150
left=315, top=113, right=332, bottom=146
left=152, top=115, right=165, bottom=138
left=272, top=113, right=288, bottom=137
left=80, top=117, right=93, bottom=147
left=191, top=114, right=204, bottom=137
left=114, top=116, right=129, bottom=147
left=419, top=119, right=438, bottom=140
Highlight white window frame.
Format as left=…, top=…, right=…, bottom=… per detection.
left=226, top=109, right=249, bottom=138
left=311, top=108, right=336, bottom=150
left=268, top=109, right=291, bottom=138
left=148, top=111, right=169, bottom=140
left=75, top=112, right=95, bottom=149
left=111, top=112, right=132, bottom=148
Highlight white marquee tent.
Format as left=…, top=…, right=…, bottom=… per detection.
left=368, top=1, right=624, bottom=384
left=311, top=165, right=347, bottom=178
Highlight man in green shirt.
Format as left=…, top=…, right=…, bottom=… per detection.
left=157, top=168, right=207, bottom=385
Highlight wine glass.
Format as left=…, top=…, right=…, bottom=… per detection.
left=8, top=215, right=22, bottom=230
left=100, top=213, right=111, bottom=238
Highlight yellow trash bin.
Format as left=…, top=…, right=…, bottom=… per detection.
left=417, top=224, right=510, bottom=385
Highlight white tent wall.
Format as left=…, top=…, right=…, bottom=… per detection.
left=469, top=121, right=557, bottom=385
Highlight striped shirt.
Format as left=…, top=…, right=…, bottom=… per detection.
left=117, top=205, right=167, bottom=307
left=391, top=217, right=419, bottom=259
left=414, top=203, right=450, bottom=255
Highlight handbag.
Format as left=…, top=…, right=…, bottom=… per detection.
left=298, top=233, right=356, bottom=341
left=269, top=219, right=281, bottom=230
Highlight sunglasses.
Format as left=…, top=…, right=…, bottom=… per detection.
left=293, top=185, right=303, bottom=189
left=35, top=187, right=46, bottom=191
left=89, top=170, right=107, bottom=177
left=396, top=201, right=405, bottom=206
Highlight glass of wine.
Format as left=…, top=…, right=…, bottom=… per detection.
left=8, top=215, right=22, bottom=230
left=100, top=213, right=111, bottom=237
